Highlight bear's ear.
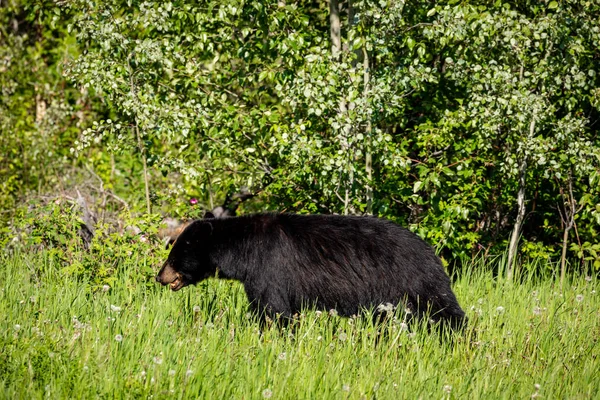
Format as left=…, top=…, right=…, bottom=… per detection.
left=203, top=211, right=215, bottom=219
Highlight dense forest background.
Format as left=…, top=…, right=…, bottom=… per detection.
left=1, top=0, right=599, bottom=277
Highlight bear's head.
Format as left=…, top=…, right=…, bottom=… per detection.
left=155, top=220, right=216, bottom=291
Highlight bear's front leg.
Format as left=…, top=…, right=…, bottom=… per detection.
left=244, top=283, right=293, bottom=328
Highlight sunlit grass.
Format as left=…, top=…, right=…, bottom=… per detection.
left=1, top=250, right=598, bottom=399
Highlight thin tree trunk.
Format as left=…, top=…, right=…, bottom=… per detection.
left=507, top=157, right=526, bottom=281
left=559, top=172, right=582, bottom=290
left=560, top=225, right=571, bottom=289
left=128, top=54, right=152, bottom=214
left=329, top=0, right=342, bottom=60
left=135, top=122, right=151, bottom=215
left=507, top=118, right=535, bottom=280
left=330, top=0, right=349, bottom=214
left=363, top=45, right=373, bottom=215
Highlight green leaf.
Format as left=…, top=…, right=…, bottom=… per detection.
left=413, top=181, right=423, bottom=193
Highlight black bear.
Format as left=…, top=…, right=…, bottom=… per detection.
left=155, top=213, right=466, bottom=330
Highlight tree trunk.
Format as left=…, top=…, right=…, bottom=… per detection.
left=135, top=122, right=152, bottom=215
left=560, top=225, right=571, bottom=289
left=363, top=45, right=373, bottom=215
left=507, top=157, right=526, bottom=281
left=128, top=54, right=152, bottom=214
left=329, top=0, right=342, bottom=60
left=559, top=172, right=581, bottom=290
left=507, top=118, right=535, bottom=280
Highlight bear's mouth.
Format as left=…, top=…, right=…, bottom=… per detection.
left=156, top=262, right=187, bottom=291
left=169, top=274, right=185, bottom=291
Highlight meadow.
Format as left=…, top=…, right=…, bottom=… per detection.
left=1, top=250, right=598, bottom=399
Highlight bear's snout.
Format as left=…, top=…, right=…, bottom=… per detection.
left=156, top=261, right=185, bottom=291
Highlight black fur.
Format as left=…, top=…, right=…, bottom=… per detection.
left=156, top=213, right=466, bottom=330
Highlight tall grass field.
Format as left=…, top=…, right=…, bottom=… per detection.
left=1, top=250, right=599, bottom=399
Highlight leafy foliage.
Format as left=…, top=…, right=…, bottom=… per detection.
left=1, top=0, right=599, bottom=270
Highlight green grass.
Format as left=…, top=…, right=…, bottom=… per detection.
left=1, top=250, right=599, bottom=399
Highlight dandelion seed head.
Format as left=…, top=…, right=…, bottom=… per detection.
left=533, top=306, right=542, bottom=316
left=153, top=356, right=163, bottom=365
left=576, top=294, right=584, bottom=302
left=115, top=334, right=123, bottom=342
left=585, top=276, right=592, bottom=282
left=168, top=369, right=175, bottom=376
left=110, top=304, right=121, bottom=312
left=342, top=384, right=350, bottom=392
left=338, top=332, right=348, bottom=341
left=329, top=309, right=338, bottom=317
left=496, top=306, right=505, bottom=313
left=193, top=305, right=201, bottom=313
left=443, top=385, right=452, bottom=394
left=316, top=336, right=323, bottom=341
left=278, top=352, right=286, bottom=361
left=377, top=302, right=395, bottom=313
left=186, top=369, right=193, bottom=377
left=14, top=324, right=21, bottom=331
left=102, top=285, right=110, bottom=292
left=399, top=322, right=409, bottom=332
left=262, top=388, right=273, bottom=398
left=534, top=383, right=541, bottom=390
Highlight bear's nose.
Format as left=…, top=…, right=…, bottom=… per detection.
left=155, top=275, right=162, bottom=283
